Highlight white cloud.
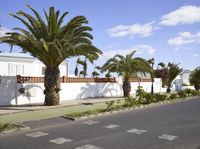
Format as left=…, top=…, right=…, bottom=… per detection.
left=103, top=45, right=156, bottom=59
left=168, top=31, right=200, bottom=46
left=0, top=26, right=12, bottom=37
left=193, top=54, right=199, bottom=57
left=105, top=43, right=119, bottom=49
left=134, top=45, right=156, bottom=55
left=107, top=22, right=155, bottom=38
left=160, top=5, right=200, bottom=26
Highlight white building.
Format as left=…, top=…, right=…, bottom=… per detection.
left=172, top=70, right=194, bottom=91
left=0, top=52, right=68, bottom=76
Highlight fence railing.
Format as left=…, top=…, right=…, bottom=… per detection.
left=16, top=75, right=116, bottom=83
left=16, top=75, right=152, bottom=83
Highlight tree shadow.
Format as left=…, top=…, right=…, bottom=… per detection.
left=77, top=83, right=120, bottom=100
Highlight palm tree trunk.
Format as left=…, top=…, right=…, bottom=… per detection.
left=44, top=67, right=60, bottom=106
left=166, top=87, right=171, bottom=93
left=122, top=79, right=131, bottom=97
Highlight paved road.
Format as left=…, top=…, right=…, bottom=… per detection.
left=0, top=98, right=200, bottom=149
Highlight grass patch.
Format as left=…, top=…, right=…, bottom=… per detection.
left=66, top=108, right=106, bottom=119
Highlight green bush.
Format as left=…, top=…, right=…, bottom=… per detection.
left=143, top=93, right=154, bottom=104
left=123, top=97, right=136, bottom=107
left=169, top=93, right=177, bottom=100
left=135, top=86, right=145, bottom=103
left=105, top=101, right=115, bottom=111
left=177, top=90, right=187, bottom=98
left=191, top=90, right=200, bottom=96
left=153, top=94, right=167, bottom=102
left=185, top=89, right=192, bottom=96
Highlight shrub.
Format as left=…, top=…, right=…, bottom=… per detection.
left=177, top=90, right=187, bottom=98
left=191, top=90, right=200, bottom=96
left=144, top=93, right=154, bottom=104
left=169, top=93, right=177, bottom=100
left=185, top=89, right=192, bottom=96
left=153, top=94, right=167, bottom=102
left=105, top=101, right=115, bottom=111
left=135, top=86, right=145, bottom=103
left=123, top=97, right=136, bottom=107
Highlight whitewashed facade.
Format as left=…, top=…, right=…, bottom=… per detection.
left=0, top=52, right=68, bottom=76
left=0, top=76, right=162, bottom=105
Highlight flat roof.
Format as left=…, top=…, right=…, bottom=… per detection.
left=0, top=52, right=34, bottom=59
left=0, top=52, right=68, bottom=64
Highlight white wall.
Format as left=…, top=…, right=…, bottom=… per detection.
left=0, top=56, right=67, bottom=76
left=0, top=76, right=162, bottom=105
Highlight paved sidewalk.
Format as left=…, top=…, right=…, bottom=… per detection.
left=0, top=97, right=123, bottom=115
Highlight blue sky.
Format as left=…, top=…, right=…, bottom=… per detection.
left=0, top=0, right=200, bottom=76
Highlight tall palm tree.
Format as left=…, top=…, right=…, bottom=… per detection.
left=0, top=5, right=102, bottom=105
left=166, top=63, right=183, bottom=93
left=101, top=50, right=151, bottom=97
left=190, top=66, right=200, bottom=90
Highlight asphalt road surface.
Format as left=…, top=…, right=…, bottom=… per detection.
left=0, top=98, right=200, bottom=149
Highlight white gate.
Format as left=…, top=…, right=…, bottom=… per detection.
left=0, top=76, right=17, bottom=105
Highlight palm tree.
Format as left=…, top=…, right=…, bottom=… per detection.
left=77, top=57, right=87, bottom=77
left=155, top=62, right=168, bottom=87
left=105, top=72, right=111, bottom=78
left=190, top=66, right=200, bottom=90
left=0, top=5, right=102, bottom=105
left=92, top=66, right=101, bottom=77
left=101, top=50, right=151, bottom=97
left=166, top=63, right=183, bottom=93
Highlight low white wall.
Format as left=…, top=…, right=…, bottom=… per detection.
left=0, top=76, right=162, bottom=105
left=180, top=86, right=195, bottom=90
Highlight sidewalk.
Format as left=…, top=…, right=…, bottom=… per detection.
left=0, top=97, right=123, bottom=115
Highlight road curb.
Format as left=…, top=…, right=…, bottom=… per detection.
left=64, top=96, right=199, bottom=121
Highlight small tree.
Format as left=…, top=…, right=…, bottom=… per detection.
left=101, top=50, right=151, bottom=97
left=166, top=63, right=183, bottom=93
left=135, top=86, right=145, bottom=104
left=154, top=62, right=168, bottom=87
left=190, top=66, right=200, bottom=90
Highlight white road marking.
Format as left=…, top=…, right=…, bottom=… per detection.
left=126, top=128, right=147, bottom=134
left=25, top=131, right=49, bottom=138
left=103, top=124, right=120, bottom=129
left=83, top=120, right=99, bottom=125
left=49, top=137, right=72, bottom=144
left=74, top=144, right=102, bottom=149
left=158, top=134, right=178, bottom=141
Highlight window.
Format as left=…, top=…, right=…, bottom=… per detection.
left=8, top=64, right=24, bottom=75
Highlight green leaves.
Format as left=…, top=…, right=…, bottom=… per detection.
left=190, top=66, right=200, bottom=90
left=101, top=50, right=151, bottom=80
left=0, top=5, right=102, bottom=69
